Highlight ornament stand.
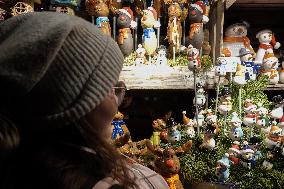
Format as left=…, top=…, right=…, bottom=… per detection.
left=239, top=87, right=242, bottom=115
left=113, top=16, right=116, bottom=41
left=214, top=76, right=221, bottom=115
left=193, top=69, right=200, bottom=135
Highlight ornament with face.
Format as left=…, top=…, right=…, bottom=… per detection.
left=146, top=139, right=192, bottom=189
left=187, top=45, right=201, bottom=70
left=215, top=153, right=231, bottom=182
left=239, top=48, right=257, bottom=81
left=116, top=8, right=135, bottom=56
left=264, top=121, right=283, bottom=150
left=218, top=87, right=232, bottom=115
left=262, top=55, right=280, bottom=84
left=240, top=141, right=256, bottom=169
left=193, top=84, right=206, bottom=107
left=270, top=95, right=284, bottom=119
left=182, top=111, right=195, bottom=138
left=156, top=46, right=168, bottom=66
left=255, top=29, right=281, bottom=64
left=150, top=119, right=167, bottom=147
left=229, top=112, right=243, bottom=141
left=228, top=141, right=241, bottom=165
left=243, top=99, right=257, bottom=127
left=223, top=21, right=255, bottom=57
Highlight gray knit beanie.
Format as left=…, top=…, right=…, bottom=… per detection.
left=0, top=12, right=124, bottom=126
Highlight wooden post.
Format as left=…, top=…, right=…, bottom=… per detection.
left=215, top=0, right=225, bottom=59
left=113, top=16, right=116, bottom=40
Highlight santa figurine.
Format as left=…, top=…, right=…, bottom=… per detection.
left=223, top=21, right=255, bottom=57
left=228, top=141, right=241, bottom=165
left=255, top=29, right=281, bottom=64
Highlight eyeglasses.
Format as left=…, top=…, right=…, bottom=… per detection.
left=112, top=81, right=127, bottom=106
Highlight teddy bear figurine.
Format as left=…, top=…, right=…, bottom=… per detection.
left=111, top=111, right=131, bottom=146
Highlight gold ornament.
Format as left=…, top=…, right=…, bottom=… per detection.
left=11, top=2, right=34, bottom=16
left=56, top=6, right=75, bottom=15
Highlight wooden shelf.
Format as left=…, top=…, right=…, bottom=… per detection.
left=119, top=66, right=284, bottom=90
left=231, top=0, right=284, bottom=7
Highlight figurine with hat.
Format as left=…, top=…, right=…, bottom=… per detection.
left=188, top=1, right=209, bottom=50
left=238, top=48, right=257, bottom=81
left=167, top=118, right=181, bottom=144
left=228, top=141, right=241, bottom=165
left=256, top=103, right=270, bottom=133
left=240, top=141, right=256, bottom=169
left=193, top=83, right=206, bottom=107
left=205, top=109, right=219, bottom=134
left=229, top=112, right=244, bottom=141
left=243, top=99, right=257, bottom=127
left=141, top=7, right=160, bottom=63
left=223, top=20, right=255, bottom=57
left=199, top=128, right=216, bottom=150
left=182, top=111, right=196, bottom=138
left=135, top=44, right=147, bottom=65
left=255, top=29, right=281, bottom=65
left=215, top=153, right=231, bottom=182
left=249, top=136, right=263, bottom=161
left=218, top=87, right=232, bottom=115
left=264, top=121, right=283, bottom=150
left=116, top=7, right=137, bottom=56
left=150, top=118, right=167, bottom=147
left=261, top=53, right=280, bottom=84
left=156, top=45, right=168, bottom=66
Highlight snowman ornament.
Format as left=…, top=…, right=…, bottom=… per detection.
left=243, top=99, right=257, bottom=127
left=182, top=111, right=196, bottom=138
left=255, top=29, right=281, bottom=64
left=193, top=84, right=206, bottom=107
left=229, top=112, right=244, bottom=141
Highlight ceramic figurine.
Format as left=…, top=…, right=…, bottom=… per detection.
left=150, top=119, right=167, bottom=147
left=240, top=141, right=256, bottom=169
left=193, top=84, right=206, bottom=107
left=228, top=141, right=241, bottom=165
left=255, top=29, right=281, bottom=64
left=188, top=1, right=209, bottom=50
left=264, top=121, right=283, bottom=150
left=233, top=60, right=247, bottom=86
left=243, top=99, right=257, bottom=127
left=229, top=112, right=243, bottom=141
left=215, top=153, right=231, bottom=182
left=223, top=21, right=255, bottom=57
left=256, top=103, right=270, bottom=132
left=182, top=111, right=195, bottom=138
left=117, top=7, right=137, bottom=57
left=218, top=87, right=232, bottom=115
left=146, top=140, right=192, bottom=189
left=193, top=110, right=205, bottom=128
left=238, top=48, right=257, bottom=81
left=261, top=55, right=279, bottom=84
left=279, top=60, right=284, bottom=83
left=93, top=0, right=111, bottom=36
left=141, top=7, right=160, bottom=63
left=206, top=109, right=219, bottom=134
left=156, top=45, right=168, bottom=66
left=119, top=140, right=147, bottom=163
left=187, top=45, right=201, bottom=70
left=215, top=57, right=227, bottom=77
left=167, top=2, right=182, bottom=57
left=167, top=118, right=181, bottom=144
left=111, top=111, right=131, bottom=144
left=135, top=44, right=147, bottom=65
left=200, top=128, right=216, bottom=150
left=249, top=136, right=263, bottom=161
left=270, top=95, right=284, bottom=120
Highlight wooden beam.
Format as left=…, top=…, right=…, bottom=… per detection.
left=215, top=0, right=224, bottom=59
left=225, top=0, right=236, bottom=9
